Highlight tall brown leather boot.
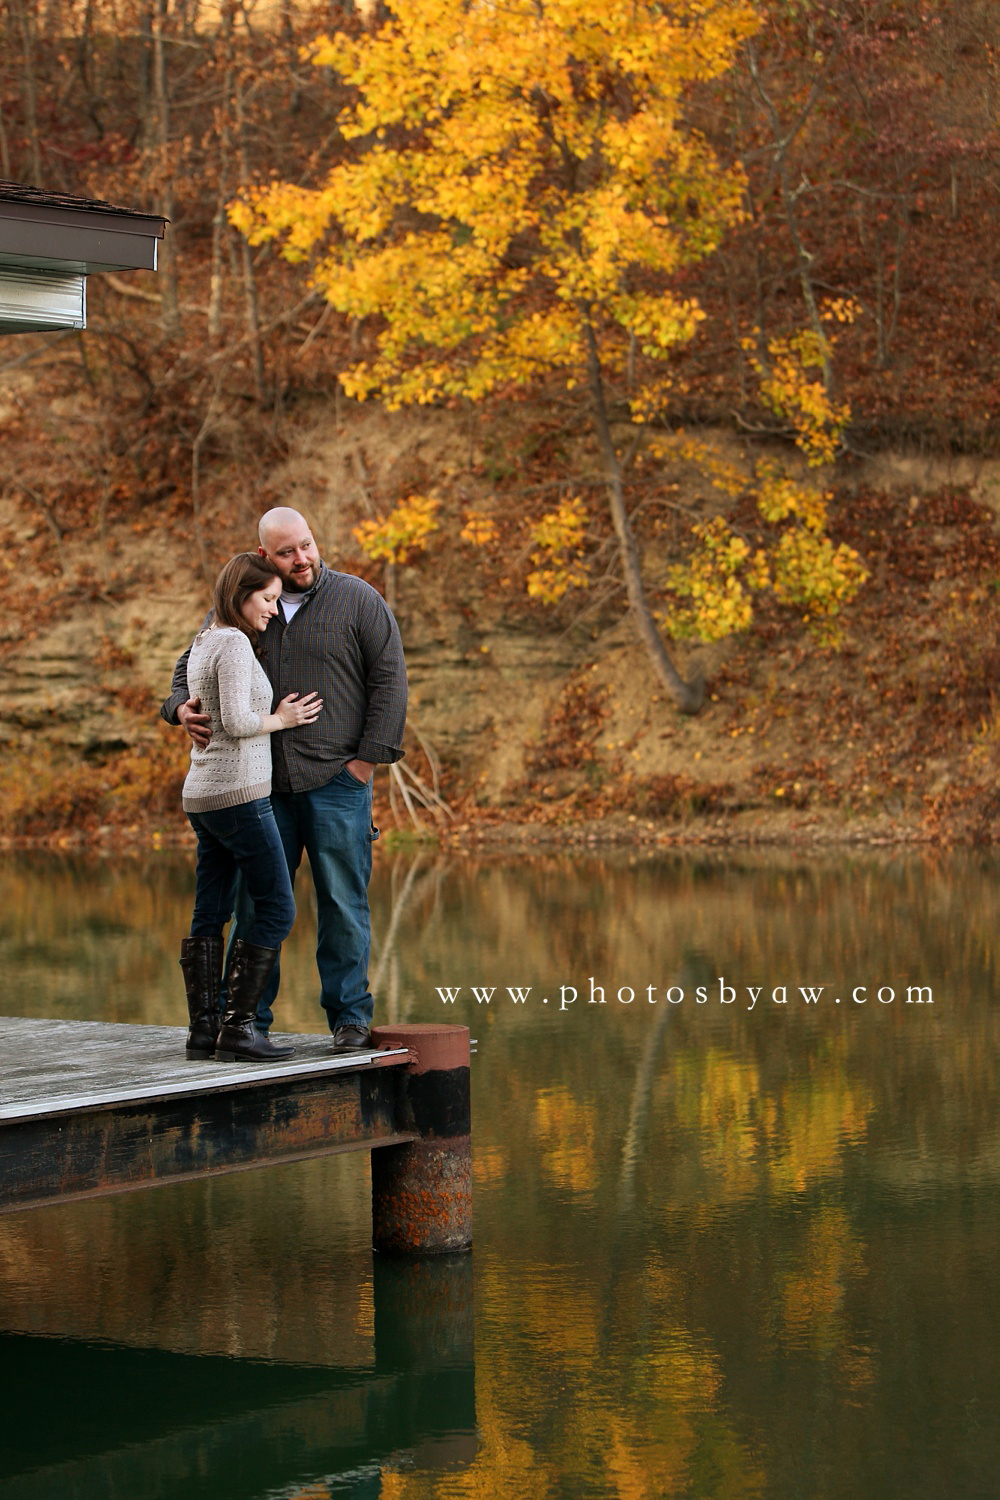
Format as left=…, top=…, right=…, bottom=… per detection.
left=214, top=938, right=295, bottom=1062
left=179, top=935, right=223, bottom=1058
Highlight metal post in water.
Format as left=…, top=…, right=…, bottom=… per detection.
left=370, top=1024, right=472, bottom=1254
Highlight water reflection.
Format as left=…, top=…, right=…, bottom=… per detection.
left=1, top=848, right=999, bottom=1496
left=0, top=1163, right=475, bottom=1497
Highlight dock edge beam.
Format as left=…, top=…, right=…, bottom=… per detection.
left=370, top=1025, right=472, bottom=1255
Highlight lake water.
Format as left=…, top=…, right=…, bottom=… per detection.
left=0, top=847, right=998, bottom=1498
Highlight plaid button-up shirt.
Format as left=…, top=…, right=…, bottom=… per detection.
left=161, top=564, right=407, bottom=794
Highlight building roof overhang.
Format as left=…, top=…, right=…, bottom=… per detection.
left=0, top=182, right=165, bottom=334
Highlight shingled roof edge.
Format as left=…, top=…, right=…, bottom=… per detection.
left=0, top=179, right=166, bottom=226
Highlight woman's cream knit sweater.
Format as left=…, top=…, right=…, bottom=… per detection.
left=181, top=626, right=275, bottom=813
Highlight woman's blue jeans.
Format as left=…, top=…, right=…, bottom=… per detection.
left=231, top=769, right=378, bottom=1034
left=187, top=797, right=296, bottom=949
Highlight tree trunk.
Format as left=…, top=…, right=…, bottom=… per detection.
left=207, top=187, right=228, bottom=341
left=208, top=32, right=234, bottom=342
left=233, top=66, right=267, bottom=404
left=281, top=0, right=302, bottom=113
left=191, top=378, right=223, bottom=584
left=13, top=0, right=43, bottom=184
left=135, top=4, right=154, bottom=149
left=208, top=3, right=241, bottom=343
left=152, top=0, right=181, bottom=337
left=584, top=320, right=704, bottom=715
left=74, top=0, right=104, bottom=141
left=0, top=93, right=11, bottom=180
left=874, top=227, right=886, bottom=368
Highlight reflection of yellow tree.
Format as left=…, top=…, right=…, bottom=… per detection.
left=381, top=1341, right=558, bottom=1499
left=534, top=1086, right=598, bottom=1196
left=673, top=1050, right=761, bottom=1199
left=778, top=1205, right=866, bottom=1357
left=607, top=1406, right=765, bottom=1500
left=471, top=1145, right=506, bottom=1188
left=600, top=1286, right=762, bottom=1500
left=766, top=1064, right=872, bottom=1196
left=517, top=1274, right=605, bottom=1378
left=775, top=1205, right=876, bottom=1396
left=380, top=1254, right=763, bottom=1499
left=381, top=1404, right=553, bottom=1499
left=668, top=1044, right=874, bottom=1205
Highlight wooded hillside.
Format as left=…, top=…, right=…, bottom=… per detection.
left=1, top=0, right=999, bottom=845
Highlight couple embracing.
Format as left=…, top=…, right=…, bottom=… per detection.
left=161, top=507, right=407, bottom=1062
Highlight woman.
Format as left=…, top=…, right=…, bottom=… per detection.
left=179, top=552, right=322, bottom=1062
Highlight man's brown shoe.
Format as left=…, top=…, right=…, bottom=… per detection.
left=332, top=1024, right=372, bottom=1052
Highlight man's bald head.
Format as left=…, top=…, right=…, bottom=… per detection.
left=257, top=508, right=321, bottom=592
left=259, top=506, right=310, bottom=550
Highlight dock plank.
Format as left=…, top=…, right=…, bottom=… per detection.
left=0, top=1016, right=409, bottom=1120
left=0, top=1016, right=415, bottom=1213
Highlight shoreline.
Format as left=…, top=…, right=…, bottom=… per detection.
left=0, top=808, right=983, bottom=855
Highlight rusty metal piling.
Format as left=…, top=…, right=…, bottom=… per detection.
left=370, top=1024, right=472, bottom=1255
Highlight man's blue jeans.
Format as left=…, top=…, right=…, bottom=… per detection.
left=188, top=798, right=295, bottom=949
left=232, top=769, right=378, bottom=1034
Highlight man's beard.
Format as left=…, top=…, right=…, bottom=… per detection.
left=283, top=565, right=317, bottom=593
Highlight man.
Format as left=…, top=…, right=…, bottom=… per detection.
left=162, top=507, right=407, bottom=1051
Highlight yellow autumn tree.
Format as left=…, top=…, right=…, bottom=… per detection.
left=662, top=315, right=868, bottom=645
left=231, top=0, right=759, bottom=712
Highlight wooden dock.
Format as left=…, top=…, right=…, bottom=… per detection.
left=0, top=1017, right=471, bottom=1253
